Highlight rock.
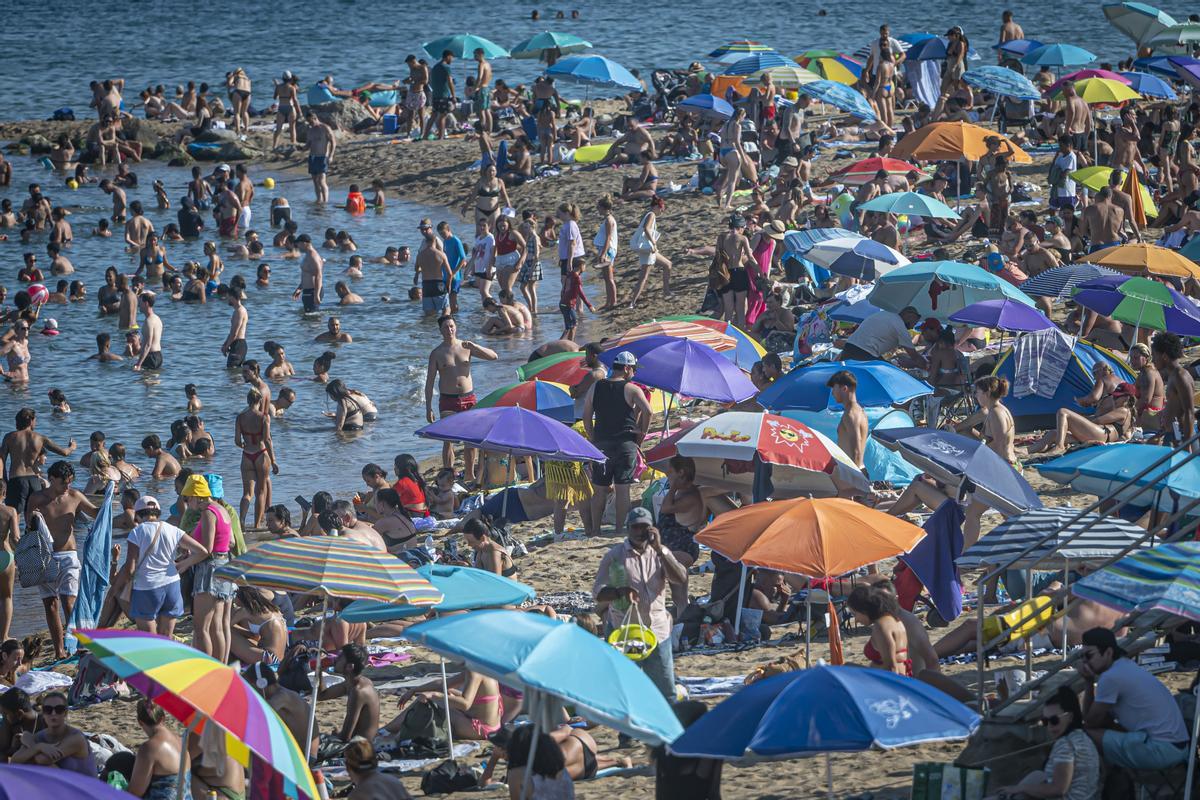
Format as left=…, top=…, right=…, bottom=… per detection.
left=120, top=118, right=161, bottom=150
left=168, top=157, right=191, bottom=168
left=20, top=134, right=52, bottom=154
left=5, top=143, right=29, bottom=155
left=154, top=141, right=193, bottom=164
left=195, top=128, right=236, bottom=143
left=214, top=141, right=264, bottom=161
left=305, top=100, right=372, bottom=132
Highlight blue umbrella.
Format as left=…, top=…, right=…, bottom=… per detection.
left=869, top=260, right=1036, bottom=321
left=1018, top=263, right=1121, bottom=298
left=341, top=564, right=536, bottom=622
left=963, top=65, right=1042, bottom=100
left=406, top=609, right=684, bottom=744
left=1021, top=43, right=1097, bottom=67
left=678, top=93, right=735, bottom=119
left=1038, top=443, right=1200, bottom=510
left=510, top=31, right=592, bottom=59
left=599, top=335, right=756, bottom=403
left=1171, top=56, right=1200, bottom=92
left=758, top=360, right=933, bottom=412
left=723, top=51, right=792, bottom=75
left=1072, top=541, right=1200, bottom=622
left=874, top=427, right=1043, bottom=515
left=827, top=294, right=882, bottom=323
left=1071, top=275, right=1200, bottom=336
left=417, top=406, right=604, bottom=461
left=669, top=667, right=979, bottom=798
left=1118, top=71, right=1178, bottom=99
left=796, top=79, right=876, bottom=121
left=994, top=38, right=1044, bottom=57
left=1133, top=55, right=1179, bottom=77
left=782, top=408, right=923, bottom=486
left=547, top=54, right=641, bottom=91
left=423, top=33, right=510, bottom=59
left=783, top=228, right=862, bottom=287
left=858, top=191, right=962, bottom=220
left=948, top=298, right=1056, bottom=332
left=907, top=37, right=981, bottom=62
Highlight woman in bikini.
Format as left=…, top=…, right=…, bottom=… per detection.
left=372, top=488, right=419, bottom=556
left=658, top=456, right=706, bottom=615
left=385, top=668, right=503, bottom=740
left=1027, top=381, right=1138, bottom=455
left=714, top=108, right=747, bottom=211
left=234, top=387, right=277, bottom=530
left=263, top=340, right=294, bottom=380
left=0, top=321, right=32, bottom=383
left=128, top=700, right=191, bottom=800
left=229, top=586, right=286, bottom=666
left=948, top=376, right=1017, bottom=464
left=137, top=231, right=174, bottom=281
left=873, top=30, right=897, bottom=129
left=464, top=164, right=510, bottom=231
left=848, top=584, right=912, bottom=676
left=326, top=379, right=378, bottom=432
left=463, top=517, right=516, bottom=577
left=492, top=215, right=526, bottom=297
left=482, top=723, right=631, bottom=790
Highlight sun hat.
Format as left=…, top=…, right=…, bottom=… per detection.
left=763, top=220, right=788, bottom=240
left=781, top=156, right=800, bottom=168
left=204, top=473, right=225, bottom=500
left=181, top=474, right=212, bottom=498
left=133, top=496, right=161, bottom=512
left=613, top=351, right=638, bottom=367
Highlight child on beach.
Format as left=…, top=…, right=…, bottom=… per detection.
left=559, top=259, right=594, bottom=341
left=427, top=468, right=458, bottom=518
left=184, top=383, right=202, bottom=412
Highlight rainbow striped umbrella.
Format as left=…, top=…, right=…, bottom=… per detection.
left=477, top=379, right=575, bottom=422
left=615, top=320, right=737, bottom=352
left=515, top=351, right=590, bottom=385
left=661, top=315, right=766, bottom=369
left=75, top=629, right=318, bottom=800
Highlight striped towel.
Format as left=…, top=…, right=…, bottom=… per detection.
left=1012, top=328, right=1075, bottom=399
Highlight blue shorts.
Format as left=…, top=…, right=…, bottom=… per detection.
left=1102, top=730, right=1188, bottom=770
left=450, top=271, right=462, bottom=295
left=1088, top=241, right=1120, bottom=254
left=131, top=582, right=184, bottom=621
left=559, top=303, right=578, bottom=329
left=308, top=155, right=328, bottom=175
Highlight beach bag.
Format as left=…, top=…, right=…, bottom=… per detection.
left=15, top=511, right=59, bottom=588
left=278, top=644, right=313, bottom=694
left=394, top=695, right=448, bottom=742
left=630, top=213, right=656, bottom=253
left=911, top=762, right=990, bottom=800
left=420, top=759, right=477, bottom=794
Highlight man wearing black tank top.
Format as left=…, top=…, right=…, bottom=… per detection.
left=581, top=351, right=652, bottom=537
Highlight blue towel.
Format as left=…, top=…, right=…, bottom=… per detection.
left=70, top=482, right=115, bottom=638
left=494, top=140, right=508, bottom=174
left=899, top=499, right=964, bottom=623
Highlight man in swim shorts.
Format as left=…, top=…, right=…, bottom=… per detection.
left=404, top=55, right=430, bottom=135
left=473, top=48, right=494, bottom=134
left=133, top=292, right=164, bottom=371
left=222, top=287, right=248, bottom=368
left=425, top=316, right=498, bottom=478
left=305, top=111, right=336, bottom=204
left=416, top=219, right=451, bottom=317
left=1, top=407, right=75, bottom=516
left=293, top=234, right=324, bottom=313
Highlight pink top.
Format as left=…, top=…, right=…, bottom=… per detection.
left=194, top=503, right=232, bottom=554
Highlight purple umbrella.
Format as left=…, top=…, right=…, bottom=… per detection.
left=948, top=298, right=1056, bottom=333
left=416, top=406, right=605, bottom=461
left=600, top=335, right=757, bottom=403
left=1171, top=56, right=1200, bottom=92
left=0, top=765, right=135, bottom=800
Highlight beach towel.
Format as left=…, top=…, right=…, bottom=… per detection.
left=16, top=669, right=72, bottom=695
left=906, top=60, right=942, bottom=109
left=321, top=742, right=481, bottom=781
left=899, top=499, right=965, bottom=623
left=70, top=482, right=115, bottom=637
left=677, top=675, right=746, bottom=698
left=1012, top=328, right=1075, bottom=400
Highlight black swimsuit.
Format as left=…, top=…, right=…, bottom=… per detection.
left=570, top=731, right=598, bottom=779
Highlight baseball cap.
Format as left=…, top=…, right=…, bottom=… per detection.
left=215, top=163, right=231, bottom=173
left=133, top=495, right=161, bottom=512
left=626, top=507, right=654, bottom=527
left=613, top=351, right=638, bottom=367
left=41, top=318, right=59, bottom=336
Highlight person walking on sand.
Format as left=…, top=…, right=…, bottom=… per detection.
left=133, top=292, right=164, bottom=372
left=582, top=351, right=652, bottom=538
left=305, top=111, right=336, bottom=203
left=425, top=316, right=498, bottom=482
left=293, top=234, right=325, bottom=313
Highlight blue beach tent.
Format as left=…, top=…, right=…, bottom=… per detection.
left=991, top=340, right=1134, bottom=432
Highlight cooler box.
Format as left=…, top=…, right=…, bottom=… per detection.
left=382, top=114, right=399, bottom=134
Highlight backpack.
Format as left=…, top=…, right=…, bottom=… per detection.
left=277, top=644, right=313, bottom=694
left=15, top=512, right=59, bottom=588
left=420, top=759, right=478, bottom=794
left=392, top=695, right=447, bottom=741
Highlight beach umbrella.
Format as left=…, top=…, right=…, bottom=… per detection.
left=1021, top=43, right=1097, bottom=68
left=340, top=564, right=535, bottom=622
left=723, top=51, right=792, bottom=75
left=851, top=36, right=915, bottom=61
left=1019, top=263, right=1121, bottom=298
left=476, top=379, right=575, bottom=423
left=417, top=405, right=605, bottom=461
left=962, top=66, right=1042, bottom=100
left=0, top=765, right=144, bottom=800
left=858, top=191, right=962, bottom=220
left=782, top=408, right=922, bottom=486
left=1050, top=77, right=1141, bottom=105
left=827, top=295, right=882, bottom=323
left=709, top=40, right=777, bottom=64
left=994, top=39, right=1043, bottom=57
left=677, top=93, right=735, bottom=119
left=948, top=298, right=1056, bottom=333
left=615, top=319, right=736, bottom=352
left=516, top=351, right=590, bottom=385
left=957, top=507, right=1149, bottom=569
left=547, top=54, right=641, bottom=91
left=795, top=53, right=864, bottom=85
left=1117, top=70, right=1178, bottom=99
left=890, top=121, right=1032, bottom=163
left=1069, top=166, right=1159, bottom=216
left=1133, top=55, right=1180, bottom=77
left=1171, top=56, right=1200, bottom=91
left=509, top=31, right=592, bottom=59
left=423, top=33, right=510, bottom=59
left=1047, top=69, right=1133, bottom=93
left=747, top=65, right=820, bottom=89
left=1104, top=1, right=1178, bottom=45
left=873, top=427, right=1043, bottom=515
left=1185, top=236, right=1200, bottom=263
left=783, top=227, right=863, bottom=256
left=868, top=260, right=1036, bottom=321
left=1072, top=275, right=1200, bottom=336
left=804, top=237, right=910, bottom=281
left=1088, top=242, right=1200, bottom=280
left=796, top=79, right=876, bottom=120
left=1147, top=22, right=1200, bottom=50
left=215, top=536, right=443, bottom=755
left=74, top=629, right=319, bottom=800
left=828, top=156, right=920, bottom=186
left=757, top=360, right=933, bottom=412
left=599, top=335, right=756, bottom=403
left=1037, top=443, right=1200, bottom=509
left=658, top=315, right=766, bottom=368
left=669, top=667, right=980, bottom=797
left=696, top=498, right=925, bottom=663
left=907, top=36, right=981, bottom=62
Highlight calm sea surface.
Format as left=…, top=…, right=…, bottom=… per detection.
left=0, top=0, right=1177, bottom=634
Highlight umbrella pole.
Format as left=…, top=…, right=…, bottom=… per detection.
left=733, top=562, right=746, bottom=641
left=825, top=752, right=834, bottom=799
left=1186, top=679, right=1200, bottom=800
left=663, top=393, right=672, bottom=439
left=440, top=658, right=456, bottom=759
left=1024, top=568, right=1033, bottom=684
left=502, top=450, right=512, bottom=518
left=304, top=594, right=329, bottom=761
left=805, top=595, right=812, bottom=668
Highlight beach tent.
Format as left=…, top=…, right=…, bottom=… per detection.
left=991, top=339, right=1134, bottom=432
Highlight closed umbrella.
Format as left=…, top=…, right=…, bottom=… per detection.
left=891, top=121, right=1032, bottom=163
left=547, top=54, right=641, bottom=91
left=509, top=31, right=592, bottom=60
left=423, top=33, right=510, bottom=59
left=599, top=336, right=756, bottom=403
left=476, top=379, right=575, bottom=423
left=858, top=191, right=962, bottom=220
left=963, top=66, right=1041, bottom=100
left=757, top=360, right=932, bottom=412
left=868, top=260, right=1036, bottom=320
left=1087, top=242, right=1200, bottom=280
left=828, top=156, right=919, bottom=186
left=1072, top=275, right=1200, bottom=337
left=669, top=667, right=980, bottom=798
left=1019, top=263, right=1121, bottom=298
left=873, top=427, right=1043, bottom=515
left=677, top=94, right=735, bottom=119
left=1021, top=43, right=1096, bottom=68
left=74, top=629, right=319, bottom=800
left=948, top=298, right=1056, bottom=333
left=796, top=79, right=876, bottom=120
left=723, top=51, right=792, bottom=75
left=1117, top=71, right=1177, bottom=99
left=805, top=237, right=910, bottom=281
left=1104, top=2, right=1178, bottom=45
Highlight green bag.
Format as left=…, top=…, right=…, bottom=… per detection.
left=911, top=762, right=989, bottom=800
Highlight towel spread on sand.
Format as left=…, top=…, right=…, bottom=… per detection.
left=321, top=742, right=481, bottom=780
left=678, top=675, right=746, bottom=698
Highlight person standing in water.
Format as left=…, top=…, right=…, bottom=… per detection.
left=132, top=292, right=163, bottom=371
left=293, top=234, right=324, bottom=313
left=425, top=316, right=498, bottom=481
left=222, top=287, right=248, bottom=368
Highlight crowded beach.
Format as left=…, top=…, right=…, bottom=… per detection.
left=5, top=3, right=1200, bottom=799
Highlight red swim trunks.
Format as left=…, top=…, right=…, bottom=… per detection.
left=218, top=216, right=238, bottom=238
left=439, top=391, right=477, bottom=415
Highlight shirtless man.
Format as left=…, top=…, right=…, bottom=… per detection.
left=314, top=316, right=352, bottom=344
left=1080, top=187, right=1126, bottom=253
left=235, top=165, right=254, bottom=229
left=599, top=116, right=657, bottom=165
left=214, top=179, right=243, bottom=239
left=1107, top=169, right=1142, bottom=242
left=1062, top=82, right=1093, bottom=155
left=272, top=71, right=302, bottom=149
left=473, top=48, right=494, bottom=133
left=293, top=234, right=324, bottom=312
left=425, top=316, right=498, bottom=478
left=480, top=296, right=525, bottom=335
left=247, top=663, right=315, bottom=758
left=318, top=643, right=380, bottom=744
left=304, top=112, right=336, bottom=203
left=1152, top=332, right=1195, bottom=449
left=999, top=10, right=1024, bottom=44
left=47, top=243, right=74, bottom=276
left=133, top=293, right=164, bottom=371
left=140, top=434, right=180, bottom=481
left=1, top=408, right=76, bottom=514
left=1109, top=107, right=1144, bottom=175
left=416, top=221, right=452, bottom=317
left=403, top=55, right=429, bottom=136
left=222, top=289, right=248, bottom=368
left=828, top=371, right=868, bottom=469
left=26, top=461, right=99, bottom=659
left=123, top=201, right=154, bottom=251
left=100, top=179, right=127, bottom=223
left=333, top=501, right=387, bottom=552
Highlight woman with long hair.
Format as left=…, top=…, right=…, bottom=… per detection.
left=235, top=388, right=277, bottom=529
left=392, top=453, right=430, bottom=517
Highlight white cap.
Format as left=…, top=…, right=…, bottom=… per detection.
left=613, top=351, right=638, bottom=367
left=215, top=163, right=231, bottom=172
left=133, top=495, right=161, bottom=512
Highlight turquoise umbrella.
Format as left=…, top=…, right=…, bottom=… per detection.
left=858, top=191, right=962, bottom=220
left=547, top=54, right=641, bottom=90
left=868, top=261, right=1036, bottom=321
left=423, top=33, right=510, bottom=60
left=1104, top=2, right=1178, bottom=46
left=510, top=31, right=592, bottom=59
left=340, top=564, right=535, bottom=622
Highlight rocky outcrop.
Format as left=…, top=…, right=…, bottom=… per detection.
left=305, top=100, right=373, bottom=132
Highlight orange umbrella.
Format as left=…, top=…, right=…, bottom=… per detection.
left=696, top=497, right=926, bottom=665
left=615, top=320, right=737, bottom=352
left=1122, top=168, right=1149, bottom=228
left=890, top=121, right=1032, bottom=164
left=1088, top=243, right=1200, bottom=279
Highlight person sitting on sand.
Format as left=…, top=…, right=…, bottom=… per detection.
left=317, top=643, right=380, bottom=747
left=11, top=690, right=96, bottom=775
left=463, top=517, right=516, bottom=577
left=383, top=667, right=502, bottom=741
left=345, top=738, right=412, bottom=800
left=244, top=661, right=315, bottom=759
left=127, top=699, right=191, bottom=800
left=847, top=584, right=912, bottom=676
left=230, top=586, right=287, bottom=666
left=1027, top=381, right=1137, bottom=454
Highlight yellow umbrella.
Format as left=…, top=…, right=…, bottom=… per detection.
left=748, top=65, right=820, bottom=89
left=1069, top=166, right=1159, bottom=217
left=1088, top=243, right=1200, bottom=280
left=1053, top=77, right=1141, bottom=105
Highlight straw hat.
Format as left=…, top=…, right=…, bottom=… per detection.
left=181, top=473, right=212, bottom=498
left=763, top=220, right=788, bottom=240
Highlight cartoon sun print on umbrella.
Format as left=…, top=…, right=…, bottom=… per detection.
left=766, top=418, right=814, bottom=452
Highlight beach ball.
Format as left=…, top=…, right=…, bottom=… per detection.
left=66, top=179, right=78, bottom=190
left=27, top=283, right=49, bottom=304
left=263, top=177, right=276, bottom=189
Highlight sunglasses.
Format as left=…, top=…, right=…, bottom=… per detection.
left=42, top=704, right=67, bottom=715
left=1038, top=714, right=1064, bottom=726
